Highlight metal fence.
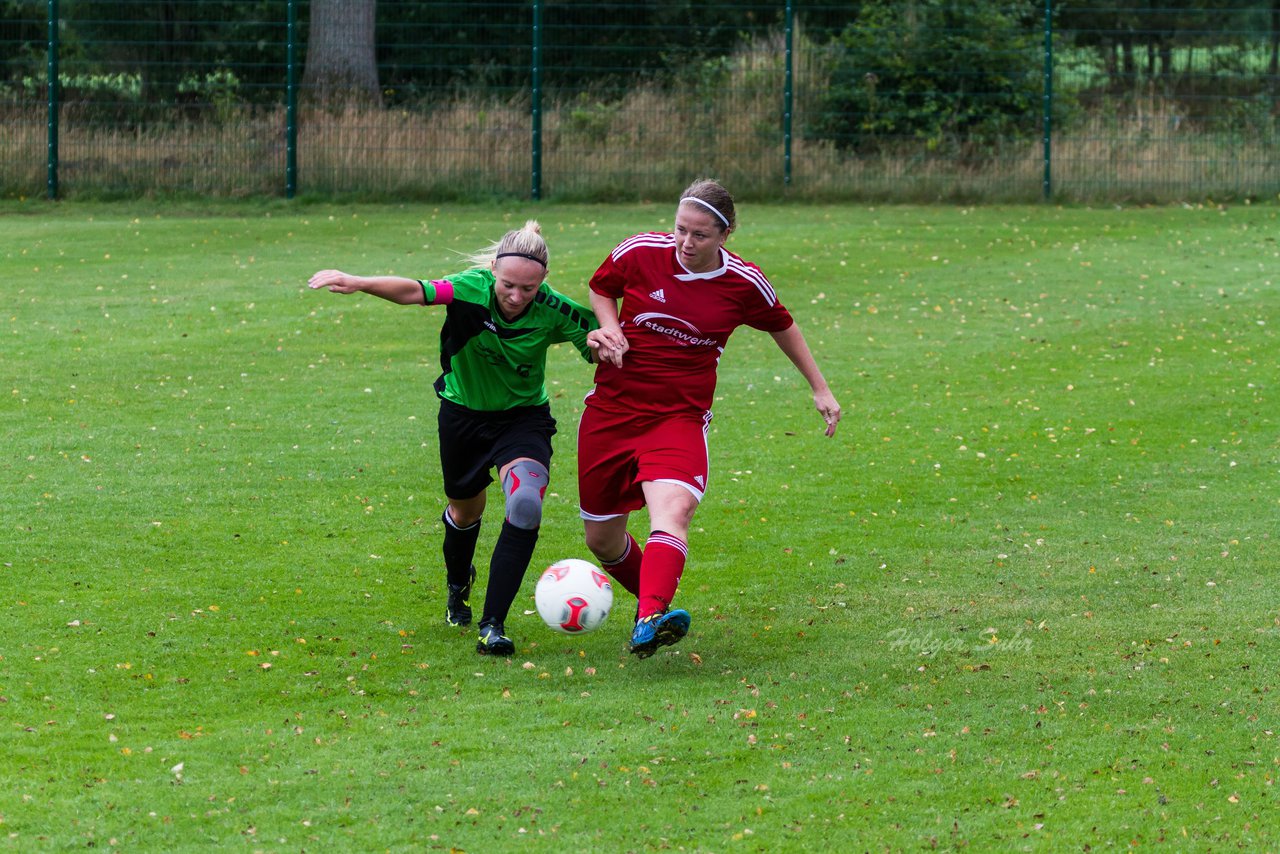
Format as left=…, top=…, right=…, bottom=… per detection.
left=3, top=1, right=1278, bottom=202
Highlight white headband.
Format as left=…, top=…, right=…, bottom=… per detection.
left=680, top=196, right=730, bottom=228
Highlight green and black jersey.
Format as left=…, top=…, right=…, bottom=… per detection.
left=421, top=268, right=596, bottom=412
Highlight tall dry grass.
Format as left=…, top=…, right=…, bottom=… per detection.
left=1, top=106, right=285, bottom=198
left=3, top=32, right=1276, bottom=202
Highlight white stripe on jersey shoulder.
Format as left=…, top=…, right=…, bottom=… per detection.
left=611, top=232, right=673, bottom=262
left=728, top=256, right=778, bottom=305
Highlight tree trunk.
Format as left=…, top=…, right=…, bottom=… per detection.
left=1121, top=35, right=1135, bottom=79
left=303, top=0, right=381, bottom=106
left=1158, top=41, right=1173, bottom=82
left=1268, top=0, right=1279, bottom=105
left=1270, top=0, right=1279, bottom=79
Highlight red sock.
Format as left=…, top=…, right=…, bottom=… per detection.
left=637, top=530, right=687, bottom=619
left=600, top=532, right=642, bottom=597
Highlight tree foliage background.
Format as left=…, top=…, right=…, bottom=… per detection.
left=807, top=1, right=1044, bottom=153
left=6, top=2, right=1274, bottom=88
left=1, top=0, right=1277, bottom=196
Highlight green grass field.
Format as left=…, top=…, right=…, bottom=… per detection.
left=2, top=200, right=1277, bottom=851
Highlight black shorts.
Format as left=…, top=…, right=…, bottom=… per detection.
left=437, top=399, right=557, bottom=500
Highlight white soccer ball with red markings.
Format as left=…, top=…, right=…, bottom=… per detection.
left=535, top=558, right=613, bottom=634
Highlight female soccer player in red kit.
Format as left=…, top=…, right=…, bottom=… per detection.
left=580, top=179, right=842, bottom=658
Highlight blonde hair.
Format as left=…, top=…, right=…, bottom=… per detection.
left=679, top=179, right=735, bottom=232
left=462, top=220, right=549, bottom=270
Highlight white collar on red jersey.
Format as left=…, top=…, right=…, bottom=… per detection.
left=673, top=247, right=729, bottom=281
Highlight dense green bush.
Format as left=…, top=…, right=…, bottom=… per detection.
left=808, top=0, right=1042, bottom=155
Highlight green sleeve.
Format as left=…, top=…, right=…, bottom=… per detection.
left=541, top=284, right=598, bottom=362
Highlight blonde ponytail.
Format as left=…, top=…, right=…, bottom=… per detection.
left=462, top=220, right=549, bottom=270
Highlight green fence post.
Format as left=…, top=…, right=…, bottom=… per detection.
left=46, top=0, right=59, bottom=200
left=286, top=0, right=298, bottom=199
left=531, top=0, right=542, bottom=201
left=784, top=0, right=793, bottom=190
left=1042, top=0, right=1053, bottom=201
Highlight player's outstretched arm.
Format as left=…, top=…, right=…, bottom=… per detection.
left=307, top=270, right=426, bottom=305
left=769, top=323, right=841, bottom=437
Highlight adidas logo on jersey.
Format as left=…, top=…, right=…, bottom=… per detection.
left=648, top=288, right=666, bottom=303
left=694, top=475, right=705, bottom=488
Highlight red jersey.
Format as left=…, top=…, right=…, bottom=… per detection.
left=586, top=232, right=794, bottom=417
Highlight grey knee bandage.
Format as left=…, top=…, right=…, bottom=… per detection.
left=502, top=460, right=549, bottom=530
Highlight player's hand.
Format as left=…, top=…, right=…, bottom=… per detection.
left=307, top=270, right=361, bottom=294
left=587, top=326, right=628, bottom=368
left=815, top=390, right=841, bottom=437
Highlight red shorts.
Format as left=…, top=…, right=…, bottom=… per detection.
left=576, top=404, right=712, bottom=520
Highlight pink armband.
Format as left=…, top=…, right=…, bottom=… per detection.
left=425, top=279, right=454, bottom=305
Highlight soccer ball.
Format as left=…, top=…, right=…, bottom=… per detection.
left=534, top=558, right=613, bottom=634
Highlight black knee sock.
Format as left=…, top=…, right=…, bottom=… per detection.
left=442, top=509, right=481, bottom=588
left=480, top=521, right=539, bottom=628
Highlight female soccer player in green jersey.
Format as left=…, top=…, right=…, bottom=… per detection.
left=308, top=221, right=597, bottom=656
